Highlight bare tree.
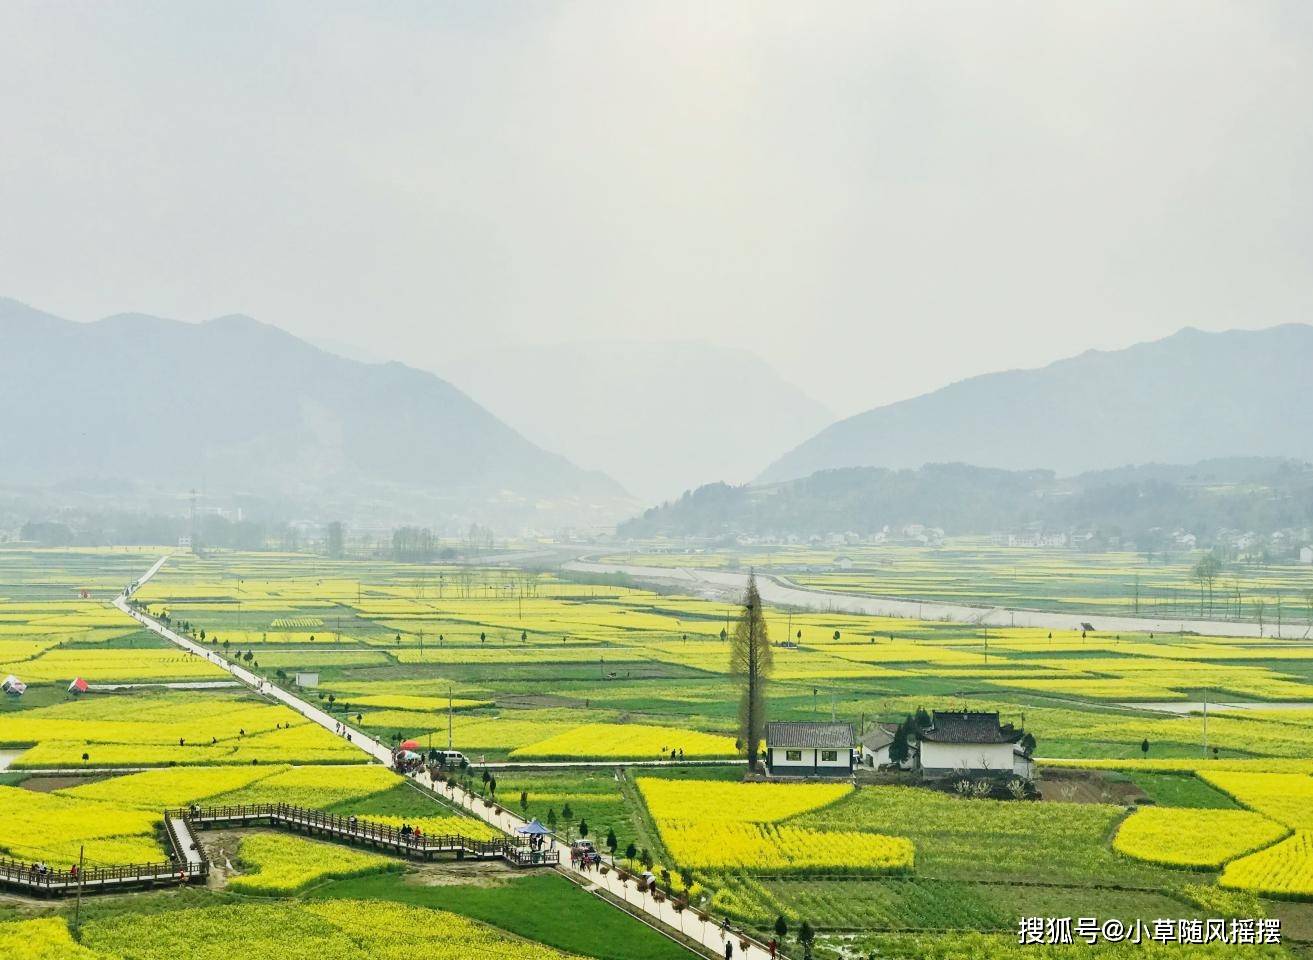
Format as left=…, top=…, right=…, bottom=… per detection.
left=730, top=573, right=773, bottom=773
left=1192, top=553, right=1222, bottom=616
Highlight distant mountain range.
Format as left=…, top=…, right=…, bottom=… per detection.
left=431, top=340, right=833, bottom=503
left=0, top=298, right=630, bottom=530
left=619, top=458, right=1313, bottom=546
left=760, top=325, right=1313, bottom=483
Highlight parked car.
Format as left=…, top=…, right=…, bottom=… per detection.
left=437, top=750, right=468, bottom=768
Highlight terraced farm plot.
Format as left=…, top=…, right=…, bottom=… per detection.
left=0, top=692, right=363, bottom=768
left=77, top=899, right=593, bottom=960
left=511, top=722, right=736, bottom=760
left=36, top=547, right=1313, bottom=956
left=206, top=763, right=403, bottom=807
left=636, top=779, right=912, bottom=872
left=58, top=765, right=276, bottom=808
left=1113, top=806, right=1287, bottom=868
left=794, top=785, right=1172, bottom=886
left=1199, top=772, right=1313, bottom=829
left=229, top=833, right=401, bottom=894
left=1221, top=831, right=1313, bottom=898
left=0, top=647, right=226, bottom=682
left=0, top=784, right=164, bottom=867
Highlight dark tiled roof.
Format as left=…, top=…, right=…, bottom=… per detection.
left=920, top=711, right=1023, bottom=744
left=766, top=721, right=854, bottom=749
left=861, top=727, right=894, bottom=750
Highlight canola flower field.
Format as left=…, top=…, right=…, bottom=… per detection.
left=8, top=547, right=1313, bottom=959
left=605, top=539, right=1313, bottom=626
left=228, top=832, right=402, bottom=894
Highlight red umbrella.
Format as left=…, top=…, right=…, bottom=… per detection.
left=399, top=739, right=420, bottom=751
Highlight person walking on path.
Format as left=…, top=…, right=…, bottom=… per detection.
left=724, top=940, right=733, bottom=960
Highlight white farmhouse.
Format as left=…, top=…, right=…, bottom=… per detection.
left=765, top=721, right=854, bottom=778
left=918, top=710, right=1030, bottom=779
left=860, top=723, right=914, bottom=769
left=1301, top=546, right=1313, bottom=565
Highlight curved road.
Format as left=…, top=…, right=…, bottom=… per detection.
left=565, top=559, right=1312, bottom=641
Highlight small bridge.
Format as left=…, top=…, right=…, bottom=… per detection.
left=0, top=801, right=553, bottom=898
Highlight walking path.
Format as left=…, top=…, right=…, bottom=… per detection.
left=165, top=814, right=204, bottom=869
left=114, top=556, right=768, bottom=959
left=566, top=559, right=1312, bottom=640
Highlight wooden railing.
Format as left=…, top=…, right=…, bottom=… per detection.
left=0, top=854, right=195, bottom=896
left=180, top=802, right=558, bottom=865
left=0, top=799, right=552, bottom=899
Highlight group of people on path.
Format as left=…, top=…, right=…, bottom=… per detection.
left=20, top=862, right=79, bottom=882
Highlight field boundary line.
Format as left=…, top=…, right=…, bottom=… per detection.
left=113, top=556, right=771, bottom=959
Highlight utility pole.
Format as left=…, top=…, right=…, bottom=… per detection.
left=447, top=685, right=454, bottom=751
left=74, top=845, right=85, bottom=932
left=1202, top=686, right=1209, bottom=758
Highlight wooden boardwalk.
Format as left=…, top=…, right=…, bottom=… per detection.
left=184, top=802, right=559, bottom=867
left=0, top=801, right=554, bottom=899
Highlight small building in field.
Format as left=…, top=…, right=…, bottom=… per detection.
left=1301, top=546, right=1313, bottom=565
left=859, top=723, right=913, bottom=769
left=765, top=721, right=854, bottom=777
left=918, top=711, right=1025, bottom=778
left=294, top=672, right=319, bottom=689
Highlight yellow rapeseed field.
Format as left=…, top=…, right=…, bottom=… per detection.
left=511, top=723, right=736, bottom=759
left=206, top=763, right=402, bottom=807
left=0, top=785, right=163, bottom=867
left=78, top=899, right=593, bottom=960
left=0, top=916, right=104, bottom=960
left=1221, top=831, right=1313, bottom=898
left=1200, top=772, right=1313, bottom=829
left=636, top=778, right=911, bottom=873
left=229, top=833, right=400, bottom=894
left=1113, top=806, right=1287, bottom=868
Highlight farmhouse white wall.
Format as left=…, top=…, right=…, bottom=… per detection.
left=920, top=740, right=1016, bottom=773
left=861, top=744, right=891, bottom=767
left=771, top=747, right=814, bottom=768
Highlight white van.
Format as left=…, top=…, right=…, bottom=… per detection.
left=437, top=750, right=468, bottom=767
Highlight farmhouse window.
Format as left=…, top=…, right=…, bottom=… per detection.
left=820, top=750, right=838, bottom=762
left=785, top=750, right=802, bottom=761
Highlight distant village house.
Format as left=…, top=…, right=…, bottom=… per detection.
left=765, top=721, right=854, bottom=777
left=862, top=710, right=1034, bottom=780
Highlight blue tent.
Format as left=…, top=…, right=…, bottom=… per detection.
left=517, top=819, right=551, bottom=835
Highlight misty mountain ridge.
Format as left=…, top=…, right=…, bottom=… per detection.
left=761, top=324, right=1313, bottom=483
left=0, top=298, right=631, bottom=531
left=431, top=339, right=834, bottom=503
left=620, top=457, right=1313, bottom=549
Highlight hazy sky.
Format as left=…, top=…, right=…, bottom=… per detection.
left=2, top=1, right=1310, bottom=416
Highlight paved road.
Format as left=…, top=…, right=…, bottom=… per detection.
left=566, top=559, right=1313, bottom=641
left=114, top=556, right=762, bottom=959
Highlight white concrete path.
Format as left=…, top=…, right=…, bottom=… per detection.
left=114, top=556, right=767, bottom=960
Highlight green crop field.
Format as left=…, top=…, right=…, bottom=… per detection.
left=605, top=539, right=1313, bottom=626
left=7, top=546, right=1313, bottom=959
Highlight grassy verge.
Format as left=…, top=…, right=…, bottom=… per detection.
left=308, top=871, right=692, bottom=960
